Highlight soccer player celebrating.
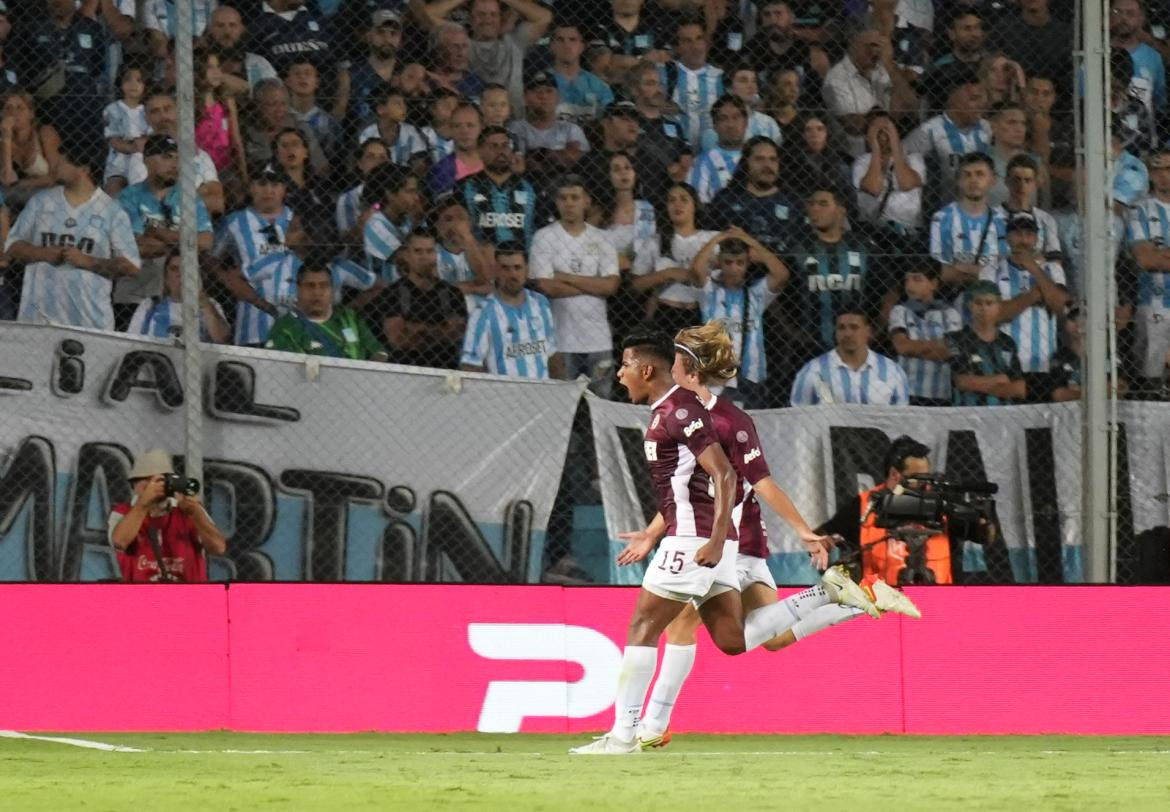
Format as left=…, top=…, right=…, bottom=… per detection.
left=570, top=330, right=878, bottom=755
left=620, top=322, right=921, bottom=749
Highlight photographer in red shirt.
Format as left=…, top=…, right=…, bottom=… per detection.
left=107, top=449, right=227, bottom=583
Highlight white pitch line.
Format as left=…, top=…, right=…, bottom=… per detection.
left=0, top=730, right=146, bottom=752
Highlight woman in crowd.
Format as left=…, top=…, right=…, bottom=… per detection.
left=0, top=91, right=61, bottom=208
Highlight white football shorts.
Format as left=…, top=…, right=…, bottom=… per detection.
left=735, top=553, right=778, bottom=591
left=642, top=536, right=739, bottom=605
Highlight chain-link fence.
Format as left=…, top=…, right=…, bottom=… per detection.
left=0, top=1, right=1164, bottom=584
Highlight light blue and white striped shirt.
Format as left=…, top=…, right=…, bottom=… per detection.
left=790, top=349, right=910, bottom=406
left=888, top=300, right=963, bottom=400
left=665, top=62, right=724, bottom=148
left=212, top=206, right=298, bottom=345
left=903, top=114, right=992, bottom=202
left=699, top=109, right=781, bottom=151
left=437, top=243, right=487, bottom=311
left=689, top=146, right=741, bottom=204
left=127, top=296, right=226, bottom=341
left=929, top=202, right=1005, bottom=272
left=1126, top=195, right=1170, bottom=309
left=979, top=258, right=1067, bottom=372
left=700, top=277, right=777, bottom=383
left=363, top=211, right=411, bottom=284
left=328, top=256, right=379, bottom=300
left=421, top=126, right=455, bottom=165
left=460, top=291, right=558, bottom=379
left=6, top=186, right=140, bottom=330
left=335, top=184, right=362, bottom=236
left=357, top=122, right=428, bottom=166
left=143, top=0, right=216, bottom=39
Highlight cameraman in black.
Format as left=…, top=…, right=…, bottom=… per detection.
left=107, top=449, right=226, bottom=583
left=816, top=436, right=1010, bottom=585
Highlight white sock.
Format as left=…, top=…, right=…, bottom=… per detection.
left=610, top=645, right=658, bottom=740
left=741, top=583, right=836, bottom=651
left=641, top=643, right=696, bottom=736
left=791, top=604, right=864, bottom=641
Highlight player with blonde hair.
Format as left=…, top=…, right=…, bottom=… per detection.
left=619, top=320, right=921, bottom=750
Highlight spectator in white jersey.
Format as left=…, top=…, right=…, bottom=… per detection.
left=888, top=259, right=963, bottom=406
left=127, top=251, right=231, bottom=344
left=852, top=108, right=926, bottom=247
left=689, top=94, right=747, bottom=203
left=929, top=151, right=1005, bottom=288
left=1126, top=147, right=1170, bottom=390
left=665, top=18, right=724, bottom=149
left=689, top=229, right=791, bottom=408
left=631, top=181, right=712, bottom=335
left=903, top=70, right=991, bottom=208
left=5, top=137, right=140, bottom=330
left=508, top=71, right=590, bottom=182
left=529, top=174, right=621, bottom=396
left=790, top=308, right=910, bottom=406
left=979, top=212, right=1069, bottom=373
left=460, top=242, right=563, bottom=379
left=821, top=27, right=915, bottom=159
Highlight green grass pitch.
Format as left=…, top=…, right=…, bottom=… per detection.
left=2, top=733, right=1169, bottom=810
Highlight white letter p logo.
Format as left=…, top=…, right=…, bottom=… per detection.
left=468, top=623, right=621, bottom=733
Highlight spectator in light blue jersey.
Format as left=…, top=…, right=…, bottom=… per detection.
left=284, top=60, right=342, bottom=166
left=336, top=137, right=389, bottom=244
left=1111, top=0, right=1166, bottom=138
left=888, top=260, right=963, bottom=406
left=700, top=65, right=781, bottom=151
left=550, top=23, right=614, bottom=124
left=791, top=308, right=910, bottom=406
left=663, top=19, right=724, bottom=148
left=978, top=213, right=1070, bottom=373
left=356, top=86, right=429, bottom=175
left=690, top=229, right=791, bottom=408
left=689, top=94, right=747, bottom=203
left=127, top=251, right=231, bottom=344
left=433, top=196, right=494, bottom=310
left=1126, top=147, right=1170, bottom=384
left=210, top=164, right=306, bottom=346
left=929, top=151, right=1005, bottom=287
left=362, top=162, right=421, bottom=284
left=460, top=242, right=563, bottom=379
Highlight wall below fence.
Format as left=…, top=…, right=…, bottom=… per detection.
left=2, top=585, right=1168, bottom=735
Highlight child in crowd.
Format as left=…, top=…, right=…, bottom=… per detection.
left=888, top=260, right=963, bottom=406
left=103, top=64, right=149, bottom=196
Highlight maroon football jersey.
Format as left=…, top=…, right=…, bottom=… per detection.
left=643, top=386, right=735, bottom=539
left=708, top=396, right=772, bottom=558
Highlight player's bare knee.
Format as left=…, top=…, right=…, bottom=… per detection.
left=712, top=628, right=746, bottom=656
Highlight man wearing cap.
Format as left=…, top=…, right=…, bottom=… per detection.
left=508, top=71, right=590, bottom=180
left=580, top=99, right=673, bottom=209
left=946, top=279, right=1025, bottom=405
left=5, top=138, right=140, bottom=331
left=345, top=9, right=403, bottom=134
left=979, top=212, right=1069, bottom=373
left=142, top=89, right=225, bottom=217
left=115, top=135, right=215, bottom=330
left=210, top=164, right=307, bottom=346
left=108, top=449, right=226, bottom=583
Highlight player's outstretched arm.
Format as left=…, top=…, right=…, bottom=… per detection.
left=753, top=477, right=835, bottom=570
left=617, top=513, right=666, bottom=565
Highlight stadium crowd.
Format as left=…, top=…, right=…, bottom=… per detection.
left=0, top=0, right=1165, bottom=406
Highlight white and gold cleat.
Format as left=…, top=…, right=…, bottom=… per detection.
left=636, top=729, right=672, bottom=751
left=821, top=565, right=881, bottom=619
left=870, top=579, right=923, bottom=619
left=569, top=733, right=640, bottom=755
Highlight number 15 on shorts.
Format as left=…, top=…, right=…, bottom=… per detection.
left=656, top=549, right=686, bottom=574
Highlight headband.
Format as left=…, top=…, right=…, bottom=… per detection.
left=674, top=343, right=700, bottom=363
